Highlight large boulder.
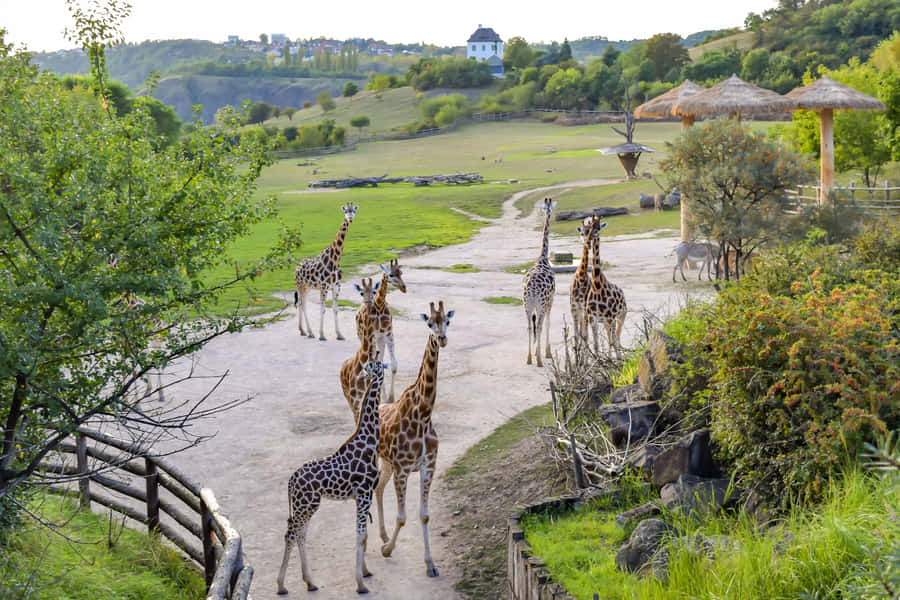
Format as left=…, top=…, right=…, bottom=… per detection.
left=596, top=400, right=660, bottom=448
left=614, top=518, right=674, bottom=573
left=659, top=474, right=732, bottom=516
left=609, top=383, right=648, bottom=404
left=651, top=430, right=717, bottom=488
left=638, top=330, right=683, bottom=401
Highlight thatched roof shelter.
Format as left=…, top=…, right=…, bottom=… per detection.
left=602, top=142, right=658, bottom=179
left=785, top=75, right=886, bottom=202
left=673, top=74, right=796, bottom=119
left=601, top=142, right=658, bottom=155
left=634, top=80, right=705, bottom=126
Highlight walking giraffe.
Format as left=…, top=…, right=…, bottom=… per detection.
left=522, top=197, right=557, bottom=366
left=375, top=301, right=454, bottom=579
left=294, top=203, right=358, bottom=341
left=569, top=216, right=595, bottom=344
left=355, top=259, right=407, bottom=403
left=276, top=358, right=387, bottom=595
left=585, top=216, right=627, bottom=357
left=341, top=277, right=381, bottom=417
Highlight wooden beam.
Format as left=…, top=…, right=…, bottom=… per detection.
left=820, top=108, right=835, bottom=204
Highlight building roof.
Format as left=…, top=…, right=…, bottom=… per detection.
left=785, top=75, right=886, bottom=112
left=468, top=26, right=502, bottom=43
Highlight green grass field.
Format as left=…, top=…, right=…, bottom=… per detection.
left=210, top=120, right=765, bottom=314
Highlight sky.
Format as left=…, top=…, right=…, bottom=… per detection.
left=2, top=0, right=779, bottom=52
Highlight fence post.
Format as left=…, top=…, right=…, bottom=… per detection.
left=849, top=181, right=856, bottom=201
left=202, top=498, right=217, bottom=589
left=145, top=458, right=160, bottom=533
left=885, top=180, right=890, bottom=208
left=76, top=434, right=89, bottom=509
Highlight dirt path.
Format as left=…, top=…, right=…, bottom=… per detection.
left=163, top=181, right=706, bottom=598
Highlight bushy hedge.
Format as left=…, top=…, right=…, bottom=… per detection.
left=671, top=221, right=900, bottom=508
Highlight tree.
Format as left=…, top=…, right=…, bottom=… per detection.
left=248, top=100, right=274, bottom=124
left=343, top=81, right=359, bottom=98
left=303, top=100, right=313, bottom=109
left=643, top=33, right=689, bottom=81
left=681, top=49, right=742, bottom=83
left=543, top=68, right=585, bottom=109
left=661, top=120, right=812, bottom=279
left=259, top=33, right=268, bottom=46
left=741, top=48, right=771, bottom=83
left=0, top=18, right=299, bottom=512
left=131, top=96, right=181, bottom=148
left=283, top=106, right=298, bottom=120
left=316, top=90, right=336, bottom=112
left=601, top=45, right=620, bottom=67
left=504, top=36, right=534, bottom=70
left=349, top=115, right=370, bottom=137
left=559, top=39, right=573, bottom=62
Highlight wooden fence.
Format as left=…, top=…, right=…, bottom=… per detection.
left=37, top=427, right=251, bottom=600
left=786, top=182, right=900, bottom=212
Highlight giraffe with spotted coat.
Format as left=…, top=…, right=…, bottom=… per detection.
left=294, top=203, right=357, bottom=341
left=585, top=216, right=627, bottom=357
left=522, top=197, right=557, bottom=366
left=276, top=358, right=386, bottom=595
left=375, top=301, right=454, bottom=579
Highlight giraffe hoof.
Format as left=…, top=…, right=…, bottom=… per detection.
left=380, top=544, right=393, bottom=558
left=306, top=583, right=318, bottom=592
left=363, top=570, right=373, bottom=578
left=426, top=565, right=439, bottom=578
left=318, top=336, right=327, bottom=341
left=526, top=356, right=532, bottom=365
left=277, top=585, right=288, bottom=595
left=336, top=334, right=345, bottom=341
left=357, top=586, right=369, bottom=595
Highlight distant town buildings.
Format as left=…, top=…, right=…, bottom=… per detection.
left=466, top=25, right=504, bottom=77
left=221, top=35, right=424, bottom=58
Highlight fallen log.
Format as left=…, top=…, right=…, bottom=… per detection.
left=555, top=207, right=629, bottom=221
left=308, top=174, right=404, bottom=188
left=406, top=173, right=483, bottom=186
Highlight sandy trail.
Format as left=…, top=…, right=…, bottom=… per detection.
left=160, top=181, right=704, bottom=599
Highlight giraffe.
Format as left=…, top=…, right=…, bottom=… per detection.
left=522, top=197, right=557, bottom=367
left=341, top=277, right=381, bottom=418
left=355, top=259, right=407, bottom=403
left=294, top=203, right=358, bottom=341
left=375, top=301, right=454, bottom=579
left=569, top=216, right=596, bottom=344
left=585, top=216, right=627, bottom=357
left=276, top=358, right=387, bottom=595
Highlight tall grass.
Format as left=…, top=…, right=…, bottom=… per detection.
left=0, top=495, right=205, bottom=599
left=521, top=470, right=898, bottom=599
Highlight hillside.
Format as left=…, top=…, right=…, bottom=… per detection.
left=688, top=31, right=754, bottom=61
left=153, top=74, right=360, bottom=123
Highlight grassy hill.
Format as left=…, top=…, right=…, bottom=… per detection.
left=688, top=31, right=754, bottom=61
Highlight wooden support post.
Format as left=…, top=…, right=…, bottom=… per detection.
left=201, top=499, right=216, bottom=590
left=145, top=458, right=159, bottom=534
left=819, top=108, right=834, bottom=204
left=569, top=432, right=585, bottom=490
left=76, top=434, right=89, bottom=509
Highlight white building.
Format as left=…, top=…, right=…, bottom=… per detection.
left=466, top=25, right=504, bottom=77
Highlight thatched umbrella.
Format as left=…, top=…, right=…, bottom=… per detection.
left=786, top=75, right=886, bottom=203
left=634, top=80, right=705, bottom=128
left=673, top=74, right=796, bottom=120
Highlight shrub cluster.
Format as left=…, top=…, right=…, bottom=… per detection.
left=405, top=57, right=494, bottom=91
left=671, top=221, right=900, bottom=508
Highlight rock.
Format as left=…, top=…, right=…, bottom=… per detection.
left=651, top=430, right=716, bottom=488
left=555, top=207, right=628, bottom=221
left=596, top=400, right=659, bottom=448
left=637, top=330, right=683, bottom=401
left=639, top=192, right=656, bottom=209
left=614, top=501, right=661, bottom=529
left=614, top=518, right=673, bottom=573
left=625, top=445, right=662, bottom=476
left=609, top=383, right=647, bottom=404
left=664, top=187, right=681, bottom=209
left=660, top=474, right=732, bottom=516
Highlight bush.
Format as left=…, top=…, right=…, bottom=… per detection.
left=705, top=269, right=900, bottom=507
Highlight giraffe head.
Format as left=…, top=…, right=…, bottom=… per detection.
left=589, top=216, right=609, bottom=240
left=540, top=197, right=557, bottom=215
left=363, top=357, right=388, bottom=381
left=353, top=277, right=380, bottom=304
left=380, top=259, right=407, bottom=293
left=341, top=203, right=359, bottom=223
left=420, top=300, right=454, bottom=348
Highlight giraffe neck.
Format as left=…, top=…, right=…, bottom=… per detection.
left=411, top=334, right=440, bottom=413
left=538, top=208, right=552, bottom=262
left=590, top=238, right=608, bottom=289
left=374, top=273, right=389, bottom=309
left=574, top=239, right=591, bottom=281
left=359, top=314, right=376, bottom=357
left=324, top=218, right=350, bottom=265
left=348, top=371, right=382, bottom=447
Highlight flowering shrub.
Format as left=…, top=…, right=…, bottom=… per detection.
left=705, top=270, right=900, bottom=507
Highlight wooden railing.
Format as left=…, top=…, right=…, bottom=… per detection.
left=786, top=182, right=900, bottom=212
left=38, top=427, right=251, bottom=600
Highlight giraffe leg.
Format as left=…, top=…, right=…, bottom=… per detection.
left=332, top=283, right=345, bottom=340
left=318, top=289, right=328, bottom=341
left=298, top=520, right=318, bottom=591
left=420, top=457, right=439, bottom=578
left=299, top=291, right=315, bottom=337
left=590, top=319, right=600, bottom=354
left=525, top=310, right=534, bottom=365
left=615, top=310, right=627, bottom=358
left=155, top=369, right=165, bottom=403
left=543, top=303, right=553, bottom=359
left=277, top=505, right=318, bottom=594
left=381, top=468, right=409, bottom=558
left=355, top=493, right=372, bottom=594
left=384, top=333, right=397, bottom=403
left=534, top=311, right=544, bottom=368
left=375, top=461, right=393, bottom=543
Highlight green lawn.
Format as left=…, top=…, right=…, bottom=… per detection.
left=0, top=495, right=205, bottom=599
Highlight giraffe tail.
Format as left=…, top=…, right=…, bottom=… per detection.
left=531, top=314, right=538, bottom=337
left=293, top=291, right=299, bottom=307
